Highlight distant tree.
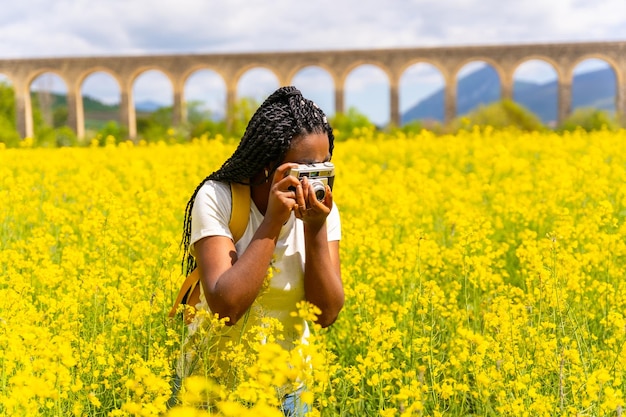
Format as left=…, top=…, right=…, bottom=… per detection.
left=136, top=106, right=174, bottom=142
left=0, top=82, right=16, bottom=124
left=0, top=82, right=21, bottom=147
left=227, top=97, right=259, bottom=140
left=185, top=100, right=227, bottom=139
left=31, top=94, right=51, bottom=136
left=558, top=108, right=622, bottom=132
left=53, top=106, right=68, bottom=128
left=0, top=116, right=21, bottom=147
left=35, top=125, right=78, bottom=147
left=329, top=107, right=376, bottom=140
left=450, top=99, right=545, bottom=132
left=390, top=120, right=427, bottom=136
left=93, top=121, right=128, bottom=144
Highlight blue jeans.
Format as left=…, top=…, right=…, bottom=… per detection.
left=168, top=375, right=309, bottom=416
left=281, top=386, right=310, bottom=416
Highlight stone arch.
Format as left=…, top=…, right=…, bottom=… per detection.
left=338, top=60, right=392, bottom=87
left=571, top=57, right=618, bottom=115
left=183, top=68, right=228, bottom=123
left=131, top=67, right=176, bottom=116
left=399, top=61, right=446, bottom=125
left=286, top=62, right=341, bottom=119
left=286, top=62, right=337, bottom=87
left=398, top=59, right=449, bottom=82
left=29, top=70, right=71, bottom=132
left=26, top=68, right=71, bottom=91
left=453, top=57, right=505, bottom=82
left=77, top=67, right=123, bottom=92
left=236, top=66, right=280, bottom=102
left=344, top=63, right=391, bottom=126
left=79, top=69, right=123, bottom=138
left=512, top=55, right=563, bottom=82
left=290, top=65, right=335, bottom=115
left=1, top=41, right=625, bottom=139
left=569, top=54, right=620, bottom=83
left=512, top=58, right=559, bottom=125
left=181, top=65, right=227, bottom=87
left=128, top=66, right=176, bottom=87
left=131, top=69, right=175, bottom=140
left=232, top=64, right=280, bottom=89
left=454, top=59, right=503, bottom=116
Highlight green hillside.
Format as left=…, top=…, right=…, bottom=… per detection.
left=33, top=91, right=119, bottom=112
left=33, top=91, right=119, bottom=130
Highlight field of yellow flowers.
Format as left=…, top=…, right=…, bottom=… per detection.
left=1, top=127, right=626, bottom=416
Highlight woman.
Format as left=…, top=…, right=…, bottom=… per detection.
left=175, top=86, right=344, bottom=415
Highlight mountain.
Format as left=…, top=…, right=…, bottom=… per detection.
left=134, top=99, right=165, bottom=112
left=402, top=66, right=617, bottom=124
left=31, top=92, right=119, bottom=112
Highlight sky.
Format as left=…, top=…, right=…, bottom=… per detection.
left=1, top=0, right=625, bottom=124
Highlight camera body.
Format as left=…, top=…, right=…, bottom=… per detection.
left=287, top=162, right=335, bottom=201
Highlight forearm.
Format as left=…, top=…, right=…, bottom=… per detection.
left=200, top=221, right=281, bottom=324
left=303, top=224, right=344, bottom=327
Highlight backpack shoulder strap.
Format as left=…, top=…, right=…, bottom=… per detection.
left=229, top=182, right=250, bottom=244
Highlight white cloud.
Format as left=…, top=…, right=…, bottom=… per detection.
left=1, top=0, right=625, bottom=58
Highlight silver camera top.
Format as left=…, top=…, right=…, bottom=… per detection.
left=287, top=162, right=335, bottom=201
left=287, top=162, right=335, bottom=180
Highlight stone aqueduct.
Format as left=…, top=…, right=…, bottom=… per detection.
left=1, top=41, right=625, bottom=139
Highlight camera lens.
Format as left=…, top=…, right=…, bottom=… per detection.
left=310, top=180, right=326, bottom=201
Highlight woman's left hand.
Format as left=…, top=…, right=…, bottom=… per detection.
left=293, top=176, right=332, bottom=228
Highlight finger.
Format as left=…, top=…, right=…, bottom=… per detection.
left=297, top=177, right=307, bottom=208
left=307, top=184, right=332, bottom=211
left=293, top=203, right=301, bottom=217
left=323, top=185, right=333, bottom=207
left=273, top=162, right=298, bottom=186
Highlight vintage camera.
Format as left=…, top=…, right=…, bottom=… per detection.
left=287, top=162, right=335, bottom=201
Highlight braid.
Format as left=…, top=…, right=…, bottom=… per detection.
left=180, top=86, right=335, bottom=275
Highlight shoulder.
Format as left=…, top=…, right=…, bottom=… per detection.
left=195, top=180, right=231, bottom=202
left=193, top=180, right=232, bottom=214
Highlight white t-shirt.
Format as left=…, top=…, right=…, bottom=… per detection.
left=189, top=180, right=341, bottom=352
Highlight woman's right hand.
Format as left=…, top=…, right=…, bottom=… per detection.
left=263, top=163, right=300, bottom=227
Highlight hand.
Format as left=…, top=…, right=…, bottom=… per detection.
left=293, top=175, right=332, bottom=229
left=264, top=163, right=301, bottom=226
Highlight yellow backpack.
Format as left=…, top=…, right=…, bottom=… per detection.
left=168, top=182, right=250, bottom=323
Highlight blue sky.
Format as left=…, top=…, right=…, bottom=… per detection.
left=1, top=0, right=624, bottom=124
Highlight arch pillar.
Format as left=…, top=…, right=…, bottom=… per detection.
left=66, top=86, right=85, bottom=138
left=225, top=79, right=238, bottom=132
left=172, top=80, right=185, bottom=128
left=617, top=61, right=626, bottom=122
left=334, top=86, right=344, bottom=116
left=444, top=82, right=456, bottom=124
left=13, top=76, right=34, bottom=138
left=558, top=77, right=572, bottom=125
left=119, top=83, right=136, bottom=140
left=501, top=71, right=514, bottom=102
left=389, top=81, right=400, bottom=127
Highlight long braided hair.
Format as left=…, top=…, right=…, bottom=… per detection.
left=181, top=86, right=335, bottom=275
